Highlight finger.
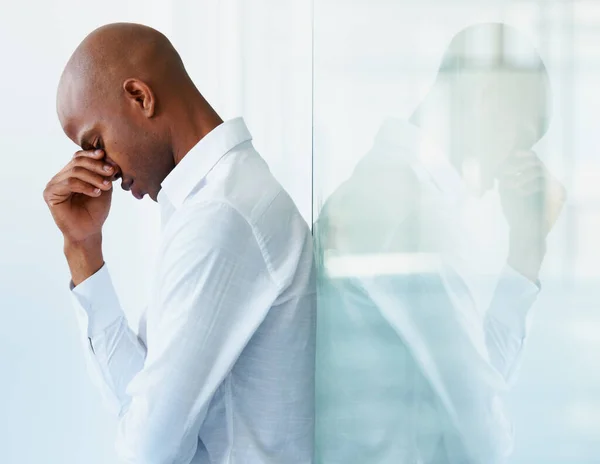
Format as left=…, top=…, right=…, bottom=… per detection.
left=499, top=149, right=542, bottom=175
left=72, top=150, right=121, bottom=180
left=516, top=177, right=547, bottom=195
left=46, top=177, right=104, bottom=204
left=499, top=167, right=542, bottom=189
left=71, top=155, right=116, bottom=177
left=55, top=166, right=113, bottom=191
left=501, top=174, right=548, bottom=196
left=73, top=148, right=105, bottom=160
left=500, top=158, right=539, bottom=177
left=503, top=168, right=544, bottom=189
left=533, top=176, right=567, bottom=204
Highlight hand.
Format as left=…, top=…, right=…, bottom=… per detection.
left=498, top=150, right=566, bottom=281
left=498, top=150, right=566, bottom=240
left=43, top=149, right=116, bottom=244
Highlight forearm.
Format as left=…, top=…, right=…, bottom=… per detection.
left=87, top=316, right=146, bottom=415
left=64, top=234, right=104, bottom=286
left=69, top=259, right=147, bottom=415
left=485, top=265, right=539, bottom=385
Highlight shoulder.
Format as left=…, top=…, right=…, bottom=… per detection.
left=318, top=159, right=422, bottom=226
left=163, top=200, right=256, bottom=255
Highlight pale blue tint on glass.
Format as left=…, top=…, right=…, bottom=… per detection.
left=313, top=1, right=600, bottom=463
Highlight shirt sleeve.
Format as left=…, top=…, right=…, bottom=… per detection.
left=484, top=265, right=540, bottom=386
left=112, top=202, right=280, bottom=464
left=71, top=264, right=147, bottom=416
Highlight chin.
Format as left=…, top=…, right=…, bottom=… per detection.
left=147, top=189, right=159, bottom=202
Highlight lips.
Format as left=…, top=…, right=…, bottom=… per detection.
left=121, top=178, right=142, bottom=199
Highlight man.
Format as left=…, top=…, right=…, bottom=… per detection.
left=44, top=23, right=316, bottom=464
left=315, top=23, right=565, bottom=463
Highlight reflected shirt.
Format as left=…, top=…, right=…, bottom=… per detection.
left=315, top=118, right=539, bottom=464
left=70, top=118, right=316, bottom=464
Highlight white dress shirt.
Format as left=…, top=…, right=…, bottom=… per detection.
left=315, top=118, right=539, bottom=464
left=70, top=118, right=316, bottom=464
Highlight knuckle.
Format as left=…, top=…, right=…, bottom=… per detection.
left=72, top=166, right=86, bottom=176
left=62, top=161, right=75, bottom=174
left=90, top=160, right=104, bottom=171
left=81, top=158, right=99, bottom=170
left=66, top=177, right=79, bottom=187
left=43, top=184, right=53, bottom=197
left=70, top=156, right=85, bottom=167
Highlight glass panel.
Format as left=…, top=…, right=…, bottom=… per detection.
left=313, top=1, right=600, bottom=462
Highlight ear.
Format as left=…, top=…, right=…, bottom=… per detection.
left=122, top=78, right=156, bottom=118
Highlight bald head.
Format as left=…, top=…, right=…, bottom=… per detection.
left=58, top=23, right=189, bottom=120
left=410, top=23, right=552, bottom=194
left=56, top=23, right=221, bottom=202
left=438, top=22, right=547, bottom=74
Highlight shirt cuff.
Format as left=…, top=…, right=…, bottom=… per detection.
left=70, top=263, right=124, bottom=337
left=486, top=265, right=540, bottom=339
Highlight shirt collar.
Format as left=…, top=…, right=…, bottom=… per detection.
left=158, top=117, right=252, bottom=208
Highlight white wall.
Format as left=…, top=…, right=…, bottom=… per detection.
left=0, top=1, right=311, bottom=463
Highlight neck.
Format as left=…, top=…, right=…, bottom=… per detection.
left=170, top=88, right=223, bottom=166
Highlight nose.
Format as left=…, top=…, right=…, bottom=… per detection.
left=121, top=178, right=133, bottom=191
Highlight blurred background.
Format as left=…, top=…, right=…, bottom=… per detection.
left=0, top=0, right=599, bottom=463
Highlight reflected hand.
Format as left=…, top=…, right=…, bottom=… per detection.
left=498, top=150, right=566, bottom=281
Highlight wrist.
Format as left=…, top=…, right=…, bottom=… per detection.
left=507, top=234, right=547, bottom=283
left=64, top=234, right=104, bottom=286
left=64, top=232, right=102, bottom=250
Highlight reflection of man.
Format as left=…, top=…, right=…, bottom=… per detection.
left=44, top=23, right=315, bottom=463
left=315, top=23, right=565, bottom=464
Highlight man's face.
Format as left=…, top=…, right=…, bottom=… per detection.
left=465, top=72, right=549, bottom=194
left=58, top=81, right=173, bottom=202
